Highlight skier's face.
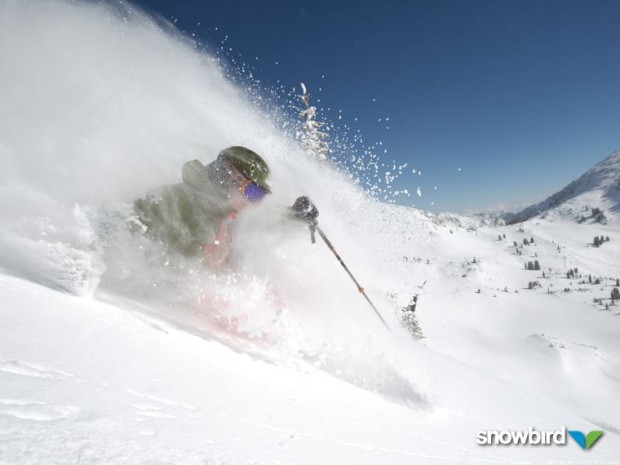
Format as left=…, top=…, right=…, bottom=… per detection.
left=225, top=162, right=269, bottom=203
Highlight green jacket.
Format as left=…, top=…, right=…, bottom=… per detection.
left=134, top=160, right=236, bottom=258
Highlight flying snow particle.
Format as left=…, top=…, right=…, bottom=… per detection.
left=417, top=187, right=422, bottom=197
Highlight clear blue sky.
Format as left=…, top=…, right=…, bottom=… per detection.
left=132, top=0, right=620, bottom=213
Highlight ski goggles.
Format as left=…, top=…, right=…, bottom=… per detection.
left=224, top=162, right=269, bottom=202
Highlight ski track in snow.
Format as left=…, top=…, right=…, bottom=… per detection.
left=0, top=359, right=76, bottom=381
left=0, top=358, right=86, bottom=430
left=128, top=389, right=197, bottom=422
left=0, top=399, right=82, bottom=423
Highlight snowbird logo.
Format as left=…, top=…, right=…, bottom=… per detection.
left=568, top=430, right=604, bottom=450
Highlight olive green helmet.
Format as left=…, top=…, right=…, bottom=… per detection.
left=217, top=146, right=271, bottom=193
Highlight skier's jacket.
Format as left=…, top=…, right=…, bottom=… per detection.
left=133, top=159, right=237, bottom=268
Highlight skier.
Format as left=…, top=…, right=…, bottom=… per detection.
left=133, top=146, right=272, bottom=269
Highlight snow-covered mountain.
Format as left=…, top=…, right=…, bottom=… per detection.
left=1, top=1, right=619, bottom=464
left=505, top=150, right=620, bottom=224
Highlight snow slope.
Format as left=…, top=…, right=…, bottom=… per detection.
left=3, top=205, right=620, bottom=464
left=1, top=1, right=620, bottom=463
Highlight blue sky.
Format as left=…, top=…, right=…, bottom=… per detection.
left=133, top=0, right=620, bottom=213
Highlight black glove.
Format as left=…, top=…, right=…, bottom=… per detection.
left=291, top=196, right=319, bottom=223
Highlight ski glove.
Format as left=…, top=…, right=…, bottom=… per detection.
left=291, top=196, right=319, bottom=223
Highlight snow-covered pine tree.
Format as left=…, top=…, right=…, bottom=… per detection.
left=401, top=309, right=424, bottom=340
left=297, top=82, right=330, bottom=161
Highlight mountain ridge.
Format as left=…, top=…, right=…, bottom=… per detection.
left=503, top=150, right=620, bottom=224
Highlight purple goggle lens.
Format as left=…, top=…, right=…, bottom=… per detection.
left=243, top=183, right=268, bottom=202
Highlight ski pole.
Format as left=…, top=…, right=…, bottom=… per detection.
left=291, top=196, right=391, bottom=332
left=315, top=225, right=391, bottom=331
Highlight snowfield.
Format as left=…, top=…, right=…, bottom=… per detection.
left=1, top=1, right=619, bottom=463
left=2, top=208, right=620, bottom=464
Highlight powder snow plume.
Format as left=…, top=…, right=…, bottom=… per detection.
left=0, top=0, right=431, bottom=403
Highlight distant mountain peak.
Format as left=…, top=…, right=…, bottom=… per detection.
left=504, top=150, right=620, bottom=224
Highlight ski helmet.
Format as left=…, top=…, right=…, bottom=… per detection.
left=217, top=146, right=271, bottom=193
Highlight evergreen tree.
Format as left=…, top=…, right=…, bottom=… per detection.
left=297, top=83, right=330, bottom=161
left=401, top=307, right=424, bottom=340
left=612, top=287, right=620, bottom=301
